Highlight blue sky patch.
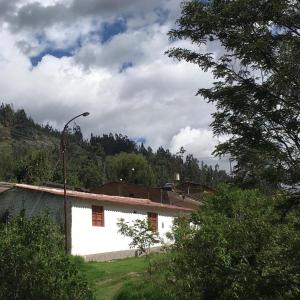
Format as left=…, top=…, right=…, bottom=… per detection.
left=119, top=61, right=133, bottom=73
left=133, top=137, right=146, bottom=145
left=30, top=47, right=76, bottom=66
left=101, top=18, right=127, bottom=43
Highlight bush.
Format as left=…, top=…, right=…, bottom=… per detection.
left=164, top=186, right=300, bottom=300
left=0, top=213, right=94, bottom=300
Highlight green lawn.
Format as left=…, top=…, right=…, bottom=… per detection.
left=79, top=256, right=148, bottom=300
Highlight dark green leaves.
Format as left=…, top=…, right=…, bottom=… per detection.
left=0, top=213, right=93, bottom=300
left=168, top=0, right=300, bottom=188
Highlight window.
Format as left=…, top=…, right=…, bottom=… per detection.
left=92, top=205, right=104, bottom=227
left=147, top=212, right=158, bottom=232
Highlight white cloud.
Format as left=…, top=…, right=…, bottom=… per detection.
left=170, top=127, right=218, bottom=158
left=170, top=127, right=230, bottom=171
left=0, top=0, right=228, bottom=170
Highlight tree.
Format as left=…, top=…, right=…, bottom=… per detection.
left=117, top=218, right=161, bottom=257
left=0, top=146, right=15, bottom=181
left=117, top=218, right=162, bottom=275
left=15, top=149, right=52, bottom=184
left=167, top=0, right=300, bottom=187
left=0, top=213, right=93, bottom=300
left=183, top=154, right=198, bottom=181
left=106, top=152, right=156, bottom=186
left=163, top=186, right=300, bottom=299
left=90, top=133, right=137, bottom=156
left=0, top=103, right=15, bottom=127
left=150, top=147, right=182, bottom=186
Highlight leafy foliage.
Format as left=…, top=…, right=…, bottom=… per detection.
left=162, top=186, right=300, bottom=299
left=90, top=133, right=137, bottom=155
left=106, top=152, right=156, bottom=186
left=167, top=0, right=300, bottom=188
left=117, top=218, right=161, bottom=256
left=15, top=149, right=52, bottom=184
left=0, top=213, right=93, bottom=300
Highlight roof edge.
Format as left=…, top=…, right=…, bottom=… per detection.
left=15, top=184, right=193, bottom=212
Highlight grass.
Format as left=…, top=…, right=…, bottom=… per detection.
left=78, top=256, right=149, bottom=300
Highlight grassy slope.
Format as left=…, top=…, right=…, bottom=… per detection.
left=79, top=256, right=148, bottom=300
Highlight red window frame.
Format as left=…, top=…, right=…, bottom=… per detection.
left=92, top=205, right=104, bottom=227
left=147, top=212, right=158, bottom=232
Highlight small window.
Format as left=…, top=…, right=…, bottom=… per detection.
left=147, top=212, right=158, bottom=232
left=92, top=205, right=104, bottom=227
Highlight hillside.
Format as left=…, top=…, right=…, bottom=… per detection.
left=0, top=103, right=229, bottom=189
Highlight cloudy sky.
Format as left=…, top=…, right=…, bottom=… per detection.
left=0, top=0, right=229, bottom=170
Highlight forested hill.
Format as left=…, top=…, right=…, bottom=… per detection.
left=0, top=103, right=229, bottom=189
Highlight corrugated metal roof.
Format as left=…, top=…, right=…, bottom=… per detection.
left=15, top=184, right=193, bottom=212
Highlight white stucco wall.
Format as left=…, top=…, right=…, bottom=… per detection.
left=0, top=189, right=64, bottom=222
left=71, top=199, right=179, bottom=256
left=0, top=188, right=186, bottom=256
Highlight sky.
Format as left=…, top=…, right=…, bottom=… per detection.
left=0, top=0, right=230, bottom=170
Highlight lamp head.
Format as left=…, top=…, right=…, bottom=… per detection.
left=82, top=112, right=90, bottom=117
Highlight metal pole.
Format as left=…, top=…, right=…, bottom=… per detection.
left=61, top=112, right=89, bottom=254
left=62, top=131, right=68, bottom=253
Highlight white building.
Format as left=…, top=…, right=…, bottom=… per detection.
left=0, top=183, right=192, bottom=261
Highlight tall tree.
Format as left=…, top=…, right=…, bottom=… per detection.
left=15, top=149, right=52, bottom=185
left=106, top=152, right=156, bottom=186
left=167, top=0, right=300, bottom=188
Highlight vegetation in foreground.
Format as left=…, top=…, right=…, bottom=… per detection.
left=1, top=185, right=300, bottom=300
left=115, top=186, right=300, bottom=300
left=78, top=256, right=149, bottom=300
left=0, top=213, right=93, bottom=300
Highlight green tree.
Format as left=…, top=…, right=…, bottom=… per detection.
left=183, top=154, right=201, bottom=182
left=167, top=0, right=300, bottom=188
left=15, top=149, right=52, bottom=184
left=106, top=152, right=156, bottom=186
left=117, top=218, right=162, bottom=276
left=150, top=147, right=182, bottom=186
left=0, top=213, right=93, bottom=300
left=77, top=156, right=104, bottom=189
left=0, top=103, right=15, bottom=127
left=164, top=186, right=300, bottom=299
left=0, top=146, right=15, bottom=181
left=117, top=218, right=161, bottom=257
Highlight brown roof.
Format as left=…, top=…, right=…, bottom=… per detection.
left=15, top=184, right=193, bottom=212
left=0, top=182, right=14, bottom=193
left=91, top=181, right=170, bottom=204
left=167, top=191, right=201, bottom=210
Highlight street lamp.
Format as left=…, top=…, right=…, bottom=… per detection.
left=61, top=112, right=89, bottom=253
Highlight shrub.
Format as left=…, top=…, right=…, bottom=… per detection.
left=0, top=213, right=94, bottom=300
left=165, top=186, right=300, bottom=300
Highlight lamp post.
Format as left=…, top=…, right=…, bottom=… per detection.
left=61, top=112, right=89, bottom=253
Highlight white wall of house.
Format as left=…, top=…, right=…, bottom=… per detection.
left=71, top=199, right=178, bottom=256
left=0, top=189, right=64, bottom=222
left=0, top=187, right=185, bottom=257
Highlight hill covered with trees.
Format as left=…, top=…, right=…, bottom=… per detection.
left=0, top=103, right=229, bottom=189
